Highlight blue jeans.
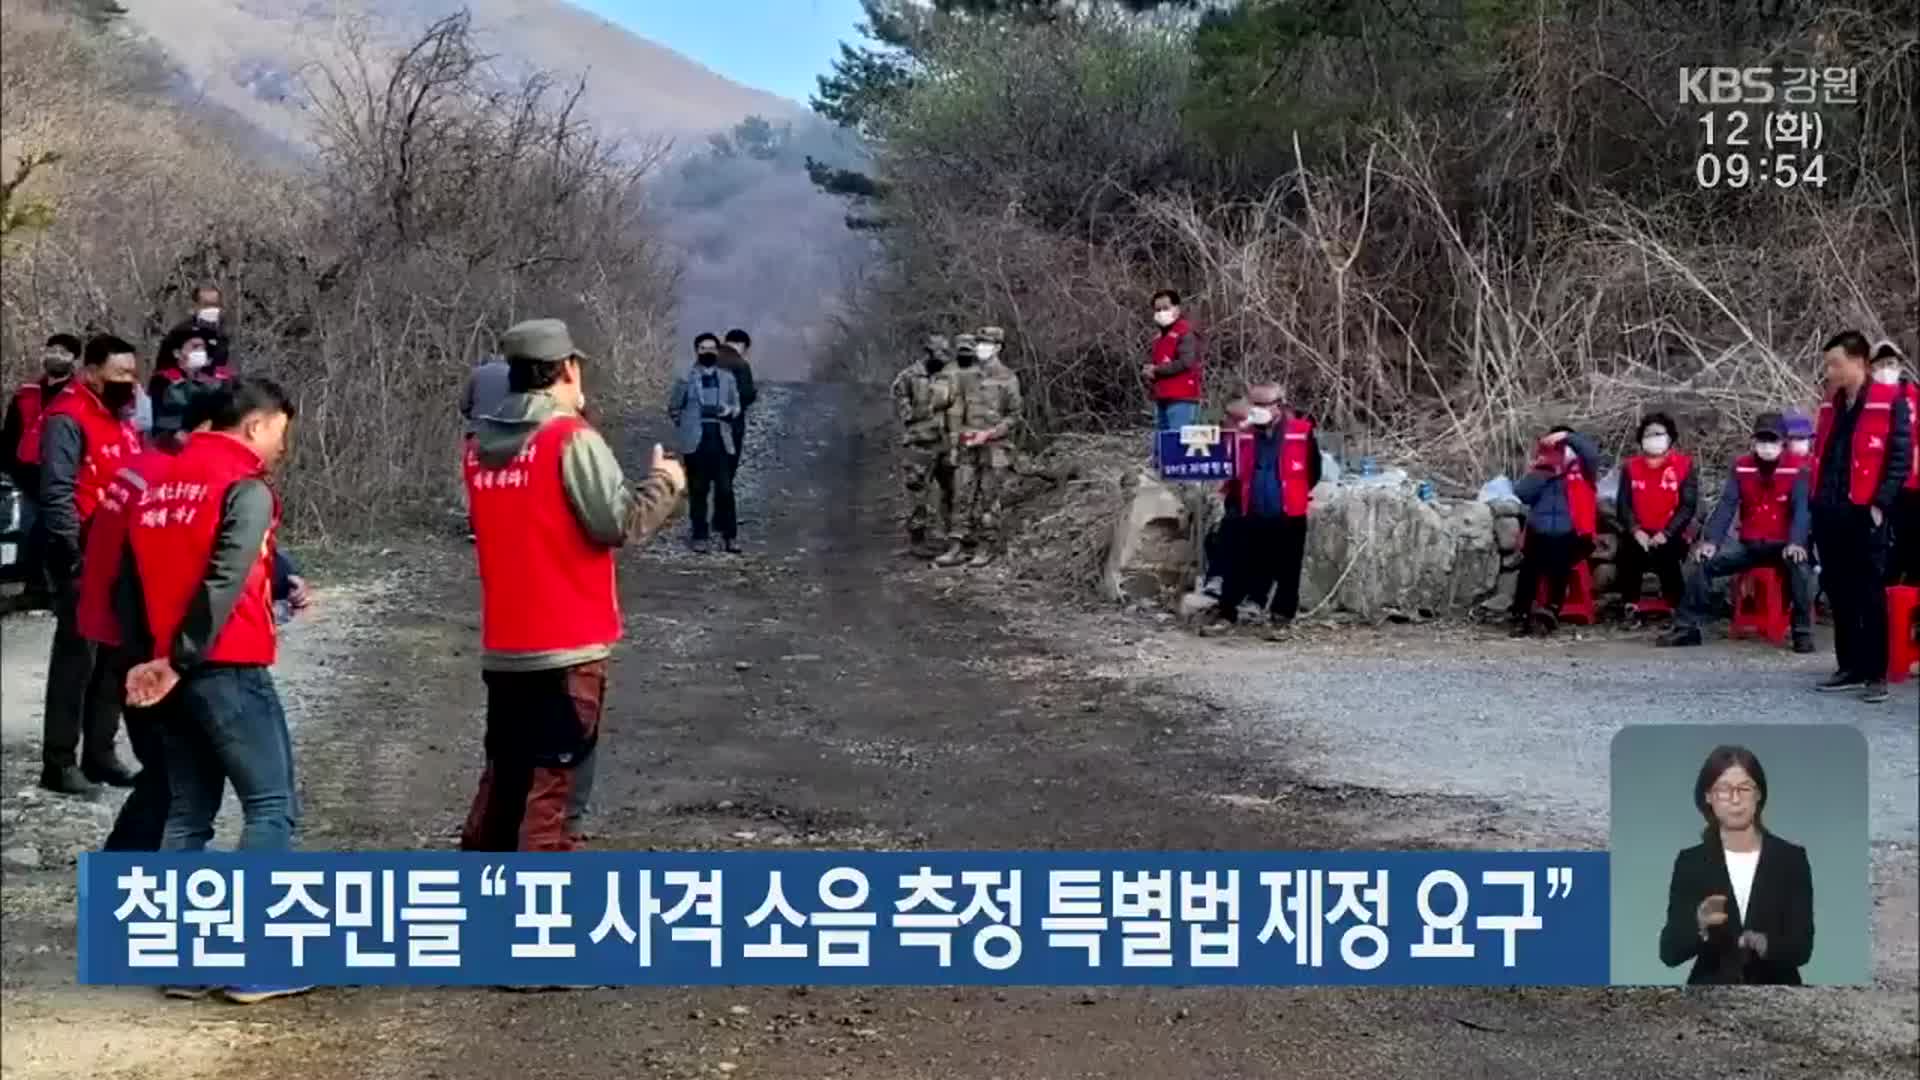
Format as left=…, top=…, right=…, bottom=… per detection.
left=1156, top=400, right=1201, bottom=432
left=161, top=667, right=298, bottom=851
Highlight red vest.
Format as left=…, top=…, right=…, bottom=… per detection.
left=465, top=416, right=621, bottom=653
left=76, top=450, right=177, bottom=647
left=40, top=381, right=142, bottom=523
left=1624, top=452, right=1692, bottom=534
left=1732, top=454, right=1802, bottom=544
left=12, top=382, right=52, bottom=465
left=1227, top=416, right=1315, bottom=518
left=1149, top=319, right=1202, bottom=403
left=130, top=433, right=280, bottom=666
left=1812, top=381, right=1900, bottom=506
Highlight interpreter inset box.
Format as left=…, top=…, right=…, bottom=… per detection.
left=1609, top=723, right=1869, bottom=986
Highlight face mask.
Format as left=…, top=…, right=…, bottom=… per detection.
left=1873, top=366, right=1902, bottom=385
left=697, top=350, right=717, bottom=365
left=1641, top=433, right=1670, bottom=456
left=43, top=352, right=74, bottom=377
left=184, top=349, right=210, bottom=371
left=976, top=344, right=997, bottom=362
left=956, top=352, right=977, bottom=368
left=924, top=353, right=946, bottom=373
left=195, top=307, right=221, bottom=327
left=1753, top=441, right=1783, bottom=462
left=99, top=381, right=137, bottom=412
left=1787, top=438, right=1812, bottom=457
left=1152, top=309, right=1177, bottom=328
left=1247, top=406, right=1275, bottom=427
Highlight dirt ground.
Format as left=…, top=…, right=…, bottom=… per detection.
left=2, top=382, right=1916, bottom=1080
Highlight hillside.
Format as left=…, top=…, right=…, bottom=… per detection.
left=115, top=0, right=807, bottom=146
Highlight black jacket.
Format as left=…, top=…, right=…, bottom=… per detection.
left=0, top=375, right=71, bottom=493
left=1659, top=832, right=1814, bottom=985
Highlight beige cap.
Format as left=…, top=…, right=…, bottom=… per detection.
left=976, top=326, right=1005, bottom=344
left=954, top=333, right=978, bottom=350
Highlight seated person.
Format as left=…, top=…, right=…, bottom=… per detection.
left=1659, top=412, right=1815, bottom=653
left=1511, top=425, right=1602, bottom=636
left=1615, top=412, right=1698, bottom=623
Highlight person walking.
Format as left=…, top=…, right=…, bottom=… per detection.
left=1200, top=384, right=1321, bottom=638
left=1658, top=413, right=1816, bottom=653
left=720, top=329, right=758, bottom=466
left=2, top=334, right=81, bottom=607
left=668, top=334, right=742, bottom=554
left=146, top=325, right=234, bottom=406
left=1615, top=413, right=1698, bottom=624
left=892, top=333, right=955, bottom=555
left=37, top=334, right=142, bottom=795
left=1143, top=290, right=1203, bottom=433
left=1510, top=425, right=1604, bottom=637
left=458, top=319, right=685, bottom=853
left=167, top=284, right=232, bottom=371
left=1809, top=331, right=1911, bottom=703
left=936, top=328, right=1022, bottom=568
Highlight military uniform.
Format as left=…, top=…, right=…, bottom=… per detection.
left=937, top=328, right=1023, bottom=567
left=890, top=335, right=955, bottom=548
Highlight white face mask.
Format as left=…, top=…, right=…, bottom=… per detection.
left=196, top=307, right=222, bottom=326
left=1787, top=438, right=1812, bottom=457
left=1247, top=406, right=1275, bottom=427
left=1754, top=441, right=1783, bottom=462
left=1873, top=365, right=1902, bottom=385
left=1641, top=433, right=1670, bottom=456
left=975, top=344, right=997, bottom=362
left=184, top=348, right=210, bottom=371
left=1152, top=309, right=1177, bottom=328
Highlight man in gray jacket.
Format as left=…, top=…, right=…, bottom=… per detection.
left=1510, top=425, right=1604, bottom=636
left=668, top=334, right=741, bottom=553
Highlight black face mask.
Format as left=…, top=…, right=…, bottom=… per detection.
left=924, top=354, right=946, bottom=373
left=697, top=351, right=718, bottom=366
left=99, top=380, right=137, bottom=412
left=955, top=353, right=977, bottom=368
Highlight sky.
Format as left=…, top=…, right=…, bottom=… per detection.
left=573, top=0, right=871, bottom=105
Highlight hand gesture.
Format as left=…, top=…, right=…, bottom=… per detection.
left=1694, top=541, right=1717, bottom=562
left=1737, top=930, right=1768, bottom=957
left=125, top=659, right=180, bottom=708
left=287, top=574, right=313, bottom=611
left=1696, top=894, right=1729, bottom=934
left=1784, top=544, right=1808, bottom=563
left=650, top=444, right=687, bottom=493
left=1140, top=364, right=1157, bottom=380
left=1632, top=529, right=1653, bottom=550
left=1649, top=532, right=1668, bottom=548
left=1870, top=506, right=1884, bottom=528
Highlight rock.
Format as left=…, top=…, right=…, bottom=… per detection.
left=729, top=1005, right=751, bottom=1016
left=1100, top=469, right=1196, bottom=603
left=1492, top=515, right=1524, bottom=553
left=2, top=845, right=43, bottom=870
left=1440, top=499, right=1501, bottom=609
left=1485, top=568, right=1520, bottom=613
left=1500, top=547, right=1525, bottom=571
left=1299, top=486, right=1490, bottom=620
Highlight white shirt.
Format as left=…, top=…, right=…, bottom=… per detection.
left=1724, top=847, right=1761, bottom=919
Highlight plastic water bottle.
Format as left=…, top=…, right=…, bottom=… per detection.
left=1360, top=457, right=1377, bottom=477
left=1417, top=481, right=1436, bottom=502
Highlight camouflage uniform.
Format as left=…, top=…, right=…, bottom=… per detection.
left=890, top=335, right=955, bottom=545
left=938, top=327, right=1023, bottom=566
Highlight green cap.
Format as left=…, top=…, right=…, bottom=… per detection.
left=501, top=318, right=584, bottom=364
left=953, top=333, right=978, bottom=351
left=976, top=326, right=1005, bottom=344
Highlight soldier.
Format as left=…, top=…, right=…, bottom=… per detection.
left=892, top=334, right=955, bottom=554
left=936, top=327, right=1024, bottom=568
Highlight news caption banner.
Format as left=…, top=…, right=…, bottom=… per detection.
left=1681, top=64, right=1857, bottom=192
left=80, top=851, right=1608, bottom=987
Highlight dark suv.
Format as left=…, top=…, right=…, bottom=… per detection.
left=0, top=473, right=39, bottom=614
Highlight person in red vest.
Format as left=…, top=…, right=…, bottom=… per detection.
left=1143, top=289, right=1203, bottom=434
left=1200, top=383, right=1321, bottom=638
left=461, top=318, right=685, bottom=853
left=1872, top=341, right=1920, bottom=587
left=1, top=333, right=81, bottom=606
left=1659, top=413, right=1816, bottom=652
left=1510, top=425, right=1603, bottom=637
left=1809, top=331, right=1912, bottom=703
left=36, top=334, right=142, bottom=795
left=1614, top=412, right=1699, bottom=624
left=146, top=324, right=234, bottom=406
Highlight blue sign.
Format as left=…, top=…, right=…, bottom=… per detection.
left=1156, top=426, right=1235, bottom=482
left=79, top=851, right=1609, bottom=987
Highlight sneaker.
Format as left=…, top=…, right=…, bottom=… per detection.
left=83, top=761, right=137, bottom=788
left=1198, top=612, right=1238, bottom=638
left=1814, top=671, right=1864, bottom=692
left=1657, top=627, right=1703, bottom=648
left=1261, top=617, right=1294, bottom=642
left=932, top=543, right=967, bottom=568
left=966, top=551, right=996, bottom=568
left=689, top=538, right=710, bottom=555
left=1859, top=682, right=1891, bottom=704
left=1530, top=608, right=1559, bottom=636
left=1202, top=577, right=1223, bottom=597
left=219, top=985, right=314, bottom=1005
left=37, top=766, right=96, bottom=797
left=722, top=539, right=742, bottom=555
left=1791, top=637, right=1816, bottom=655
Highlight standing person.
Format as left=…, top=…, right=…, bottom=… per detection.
left=2, top=334, right=81, bottom=606
left=168, top=284, right=231, bottom=371
left=1810, top=331, right=1912, bottom=703
left=1510, top=425, right=1604, bottom=637
left=936, top=328, right=1023, bottom=568
left=668, top=334, right=741, bottom=554
left=146, top=326, right=233, bottom=405
left=37, top=334, right=142, bottom=795
left=1200, top=384, right=1321, bottom=638
left=1615, top=413, right=1698, bottom=624
left=892, top=333, right=954, bottom=555
left=1874, top=341, right=1920, bottom=587
left=1658, top=413, right=1816, bottom=653
left=720, top=329, right=758, bottom=466
left=1201, top=397, right=1253, bottom=597
left=458, top=319, right=685, bottom=854
left=1143, top=290, right=1203, bottom=434
left=459, top=353, right=511, bottom=540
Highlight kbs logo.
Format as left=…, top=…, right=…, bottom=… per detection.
left=1679, top=67, right=1775, bottom=105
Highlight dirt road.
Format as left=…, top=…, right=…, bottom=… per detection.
left=2, top=382, right=1915, bottom=1079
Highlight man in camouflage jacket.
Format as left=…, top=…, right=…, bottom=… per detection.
left=891, top=334, right=955, bottom=553
left=936, top=327, right=1024, bottom=568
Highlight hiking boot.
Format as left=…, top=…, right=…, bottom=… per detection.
left=1815, top=671, right=1865, bottom=692
left=689, top=538, right=710, bottom=555
left=1791, top=636, right=1816, bottom=655
left=1657, top=627, right=1703, bottom=648
left=219, top=985, right=314, bottom=1005
left=83, top=761, right=137, bottom=788
left=722, top=539, right=742, bottom=555
left=1859, top=681, right=1891, bottom=704
left=37, top=766, right=95, bottom=797
left=1202, top=576, right=1223, bottom=598
left=1529, top=608, right=1559, bottom=636
left=932, top=543, right=967, bottom=568
left=966, top=550, right=996, bottom=568
left=1261, top=616, right=1294, bottom=642
left=1198, top=613, right=1238, bottom=638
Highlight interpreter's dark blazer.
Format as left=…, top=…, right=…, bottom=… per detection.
left=1658, top=831, right=1814, bottom=985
